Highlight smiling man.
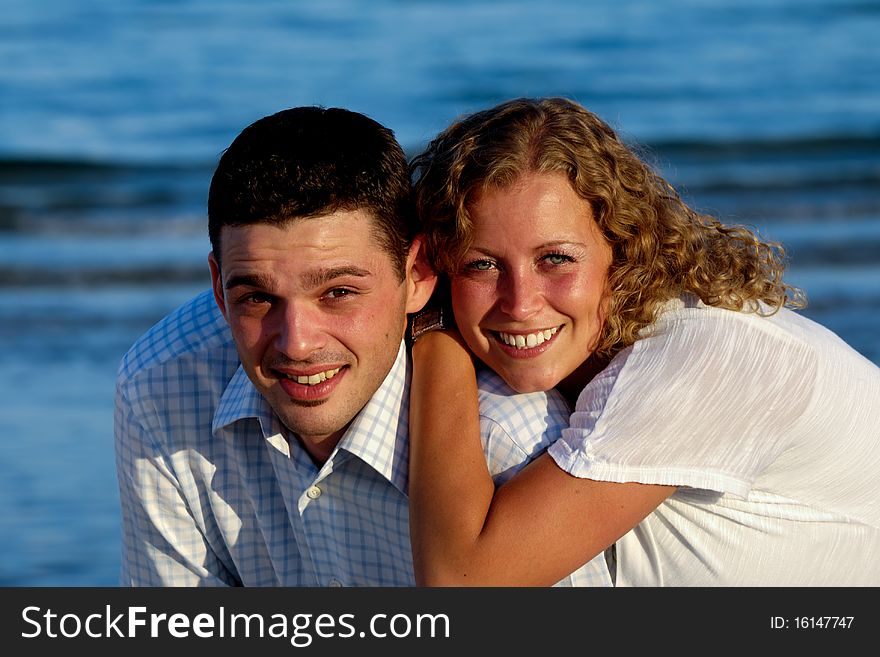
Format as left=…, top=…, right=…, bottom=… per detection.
left=210, top=211, right=419, bottom=465
left=114, top=106, right=611, bottom=587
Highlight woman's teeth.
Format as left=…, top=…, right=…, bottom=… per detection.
left=498, top=327, right=559, bottom=349
left=288, top=367, right=341, bottom=385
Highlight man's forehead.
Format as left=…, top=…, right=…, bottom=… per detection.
left=220, top=209, right=385, bottom=248
left=218, top=216, right=397, bottom=288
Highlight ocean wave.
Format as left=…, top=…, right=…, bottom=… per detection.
left=4, top=132, right=879, bottom=172
left=643, top=132, right=880, bottom=160
left=0, top=156, right=213, bottom=175
left=0, top=157, right=211, bottom=233
left=0, top=265, right=210, bottom=287
left=1, top=132, right=877, bottom=235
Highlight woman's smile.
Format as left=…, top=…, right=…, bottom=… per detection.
left=450, top=171, right=612, bottom=394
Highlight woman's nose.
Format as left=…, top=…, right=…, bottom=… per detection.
left=497, top=269, right=543, bottom=321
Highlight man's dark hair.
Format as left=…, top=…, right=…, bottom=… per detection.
left=208, top=106, right=415, bottom=277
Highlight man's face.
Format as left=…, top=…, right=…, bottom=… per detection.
left=210, top=210, right=426, bottom=458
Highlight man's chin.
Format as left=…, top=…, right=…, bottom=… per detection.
left=285, top=397, right=328, bottom=408
left=281, top=418, right=342, bottom=443
left=273, top=401, right=354, bottom=443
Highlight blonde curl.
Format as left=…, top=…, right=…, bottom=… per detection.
left=411, top=97, right=804, bottom=359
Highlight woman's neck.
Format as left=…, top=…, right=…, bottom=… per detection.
left=557, top=354, right=611, bottom=407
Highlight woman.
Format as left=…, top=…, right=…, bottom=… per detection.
left=407, top=97, right=880, bottom=586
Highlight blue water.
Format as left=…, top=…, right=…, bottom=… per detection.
left=1, top=0, right=878, bottom=586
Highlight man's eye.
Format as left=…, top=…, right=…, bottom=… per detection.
left=240, top=292, right=272, bottom=304
left=324, top=288, right=355, bottom=299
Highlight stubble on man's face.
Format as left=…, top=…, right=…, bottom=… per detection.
left=211, top=210, right=409, bottom=461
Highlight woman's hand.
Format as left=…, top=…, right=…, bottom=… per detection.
left=411, top=327, right=473, bottom=370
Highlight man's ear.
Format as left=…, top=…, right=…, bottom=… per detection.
left=208, top=252, right=229, bottom=320
left=404, top=235, right=438, bottom=314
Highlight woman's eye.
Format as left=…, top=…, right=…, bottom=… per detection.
left=467, top=259, right=495, bottom=271
left=544, top=253, right=574, bottom=265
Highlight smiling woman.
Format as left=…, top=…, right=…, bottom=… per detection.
left=407, top=97, right=880, bottom=587
left=449, top=172, right=612, bottom=400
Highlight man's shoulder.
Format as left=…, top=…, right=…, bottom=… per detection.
left=116, top=289, right=235, bottom=387
left=474, top=366, right=571, bottom=484
left=475, top=366, right=571, bottom=434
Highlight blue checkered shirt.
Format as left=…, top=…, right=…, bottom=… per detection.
left=115, top=289, right=611, bottom=587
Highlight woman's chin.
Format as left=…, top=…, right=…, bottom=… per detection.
left=497, top=371, right=562, bottom=395
left=471, top=346, right=571, bottom=394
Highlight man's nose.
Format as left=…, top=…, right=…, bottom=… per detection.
left=497, top=268, right=543, bottom=321
left=273, top=301, right=326, bottom=359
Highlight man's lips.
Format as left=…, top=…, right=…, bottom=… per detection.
left=275, top=365, right=347, bottom=401
left=277, top=366, right=343, bottom=385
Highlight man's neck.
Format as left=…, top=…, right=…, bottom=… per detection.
left=292, top=428, right=346, bottom=467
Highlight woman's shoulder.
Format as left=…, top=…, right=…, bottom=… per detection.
left=642, top=294, right=821, bottom=362
left=556, top=298, right=821, bottom=496
left=580, top=296, right=823, bottom=430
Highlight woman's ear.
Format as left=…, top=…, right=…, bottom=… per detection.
left=404, top=235, right=439, bottom=314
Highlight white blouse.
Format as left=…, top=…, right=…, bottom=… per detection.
left=549, top=296, right=880, bottom=586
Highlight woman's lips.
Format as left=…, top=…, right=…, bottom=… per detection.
left=491, top=326, right=562, bottom=357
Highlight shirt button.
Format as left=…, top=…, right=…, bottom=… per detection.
left=328, top=578, right=344, bottom=587
left=306, top=485, right=322, bottom=500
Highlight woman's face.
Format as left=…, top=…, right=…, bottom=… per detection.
left=450, top=171, right=613, bottom=395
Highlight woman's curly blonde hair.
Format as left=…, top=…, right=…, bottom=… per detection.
left=411, top=97, right=805, bottom=359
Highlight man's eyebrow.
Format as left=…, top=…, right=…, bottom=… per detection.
left=224, top=273, right=274, bottom=290
left=301, top=265, right=373, bottom=289
left=224, top=266, right=373, bottom=292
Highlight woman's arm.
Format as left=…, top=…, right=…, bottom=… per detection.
left=408, top=330, right=675, bottom=586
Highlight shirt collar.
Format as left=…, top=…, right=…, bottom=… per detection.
left=212, top=342, right=410, bottom=495
left=334, top=342, right=409, bottom=494
left=212, top=364, right=276, bottom=437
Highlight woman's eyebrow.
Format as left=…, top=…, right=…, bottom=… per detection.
left=467, top=239, right=586, bottom=255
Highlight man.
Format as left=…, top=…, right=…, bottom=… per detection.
left=114, top=106, right=611, bottom=586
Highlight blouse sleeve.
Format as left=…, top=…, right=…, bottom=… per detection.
left=548, top=305, right=818, bottom=498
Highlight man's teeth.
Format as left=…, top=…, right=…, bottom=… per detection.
left=288, top=367, right=341, bottom=385
left=498, top=327, right=559, bottom=349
